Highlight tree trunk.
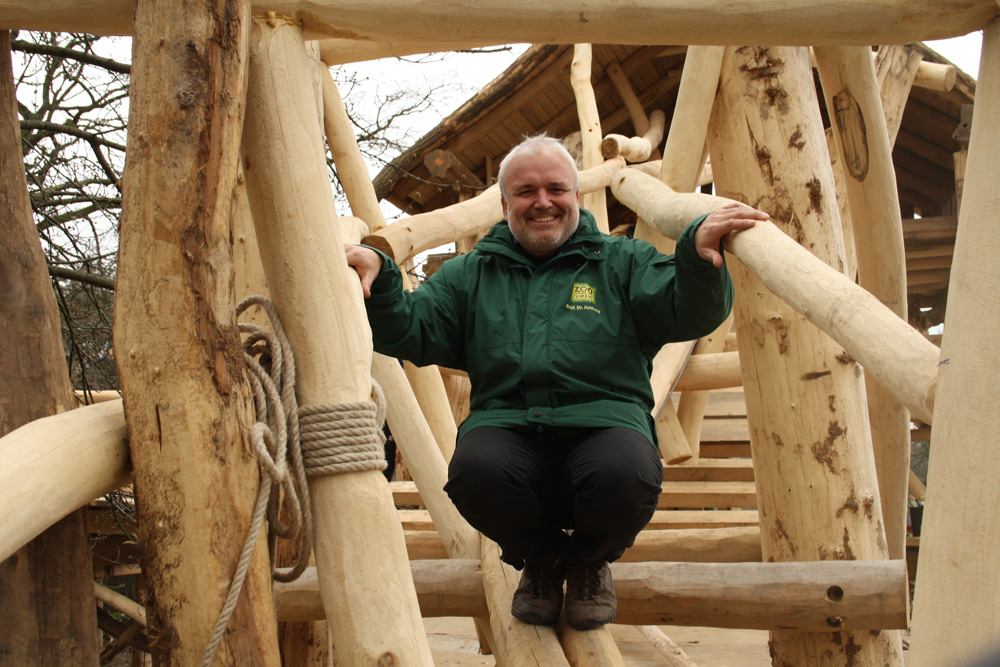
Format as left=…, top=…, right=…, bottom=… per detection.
left=0, top=31, right=99, bottom=667
left=241, top=17, right=433, bottom=664
left=112, top=2, right=281, bottom=664
left=708, top=45, right=899, bottom=667
left=909, top=18, right=1000, bottom=667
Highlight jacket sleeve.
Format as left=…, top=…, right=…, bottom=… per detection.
left=362, top=248, right=467, bottom=370
left=627, top=215, right=734, bottom=346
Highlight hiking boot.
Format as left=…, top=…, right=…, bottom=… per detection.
left=564, top=560, right=617, bottom=630
left=511, top=560, right=566, bottom=626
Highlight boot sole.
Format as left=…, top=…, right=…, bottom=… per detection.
left=511, top=609, right=560, bottom=627
left=567, top=609, right=617, bottom=631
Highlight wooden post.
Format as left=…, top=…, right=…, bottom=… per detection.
left=320, top=67, right=387, bottom=231
left=571, top=44, right=610, bottom=232
left=676, top=314, right=733, bottom=463
left=814, top=46, right=910, bottom=568
left=0, top=32, right=100, bottom=664
left=403, top=361, right=458, bottom=462
left=371, top=353, right=496, bottom=650
left=112, top=2, right=282, bottom=664
left=909, top=18, right=1000, bottom=667
left=708, top=45, right=899, bottom=666
left=634, top=45, right=725, bottom=253
left=231, top=170, right=331, bottom=667
left=636, top=46, right=726, bottom=467
left=241, top=17, right=433, bottom=664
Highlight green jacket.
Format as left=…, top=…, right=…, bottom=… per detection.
left=364, top=209, right=733, bottom=445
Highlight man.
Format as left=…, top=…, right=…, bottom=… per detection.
left=346, top=135, right=767, bottom=630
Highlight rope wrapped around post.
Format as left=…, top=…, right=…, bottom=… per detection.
left=201, top=295, right=388, bottom=667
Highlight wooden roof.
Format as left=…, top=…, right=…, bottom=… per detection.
left=373, top=44, right=975, bottom=331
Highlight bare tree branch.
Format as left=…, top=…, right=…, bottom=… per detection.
left=48, top=264, right=115, bottom=290
left=11, top=39, right=131, bottom=75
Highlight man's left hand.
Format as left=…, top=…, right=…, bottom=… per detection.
left=694, top=202, right=769, bottom=268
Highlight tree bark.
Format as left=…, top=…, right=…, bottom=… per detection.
left=909, top=18, right=1000, bottom=667
left=708, top=45, right=899, bottom=667
left=112, top=2, right=281, bottom=664
left=0, top=30, right=100, bottom=667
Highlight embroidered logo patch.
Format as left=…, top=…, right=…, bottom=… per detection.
left=570, top=282, right=596, bottom=304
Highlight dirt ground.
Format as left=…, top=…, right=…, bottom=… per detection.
left=425, top=617, right=774, bottom=666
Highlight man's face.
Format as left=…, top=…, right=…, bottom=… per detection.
left=501, top=149, right=580, bottom=258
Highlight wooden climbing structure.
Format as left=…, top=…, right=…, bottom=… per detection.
left=1, top=1, right=999, bottom=666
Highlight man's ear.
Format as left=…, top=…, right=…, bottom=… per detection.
left=501, top=196, right=509, bottom=218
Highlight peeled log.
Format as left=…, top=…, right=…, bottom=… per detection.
left=909, top=20, right=1000, bottom=667
left=241, top=18, right=432, bottom=664
left=815, top=46, right=911, bottom=564
left=571, top=44, right=610, bottom=232
left=0, top=400, right=129, bottom=562
left=401, top=526, right=763, bottom=563
left=709, top=45, right=898, bottom=666
left=674, top=351, right=743, bottom=392
left=276, top=559, right=910, bottom=632
left=362, top=157, right=625, bottom=264
left=611, top=169, right=940, bottom=425
left=6, top=0, right=997, bottom=47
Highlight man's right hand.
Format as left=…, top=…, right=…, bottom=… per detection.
left=344, top=244, right=383, bottom=299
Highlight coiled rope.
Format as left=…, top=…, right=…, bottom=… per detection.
left=201, top=295, right=386, bottom=667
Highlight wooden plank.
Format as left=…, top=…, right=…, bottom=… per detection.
left=390, top=480, right=757, bottom=510
left=663, top=458, right=755, bottom=482
left=398, top=509, right=759, bottom=531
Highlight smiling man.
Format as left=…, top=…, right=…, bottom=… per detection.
left=345, top=134, right=767, bottom=630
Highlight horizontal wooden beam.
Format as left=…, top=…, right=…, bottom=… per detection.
left=613, top=170, right=941, bottom=424
left=404, top=526, right=763, bottom=562
left=399, top=508, right=759, bottom=531
left=391, top=479, right=757, bottom=510
left=0, top=399, right=130, bottom=562
left=3, top=1, right=995, bottom=45
left=275, top=559, right=911, bottom=631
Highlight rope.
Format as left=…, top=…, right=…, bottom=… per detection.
left=201, top=295, right=387, bottom=667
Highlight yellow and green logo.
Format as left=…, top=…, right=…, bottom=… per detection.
left=571, top=282, right=596, bottom=304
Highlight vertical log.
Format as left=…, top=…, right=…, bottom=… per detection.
left=814, top=46, right=910, bottom=571
left=403, top=361, right=458, bottom=462
left=0, top=34, right=99, bottom=667
left=113, top=2, right=281, bottom=664
left=570, top=44, right=609, bottom=232
left=676, top=314, right=733, bottom=463
left=321, top=68, right=386, bottom=231
left=874, top=45, right=923, bottom=147
left=231, top=175, right=330, bottom=667
left=708, top=46, right=898, bottom=667
left=909, top=19, right=1000, bottom=667
left=241, top=18, right=433, bottom=664
left=635, top=45, right=725, bottom=253
left=641, top=46, right=728, bottom=468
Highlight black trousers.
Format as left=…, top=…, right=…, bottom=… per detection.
left=444, top=426, right=663, bottom=569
